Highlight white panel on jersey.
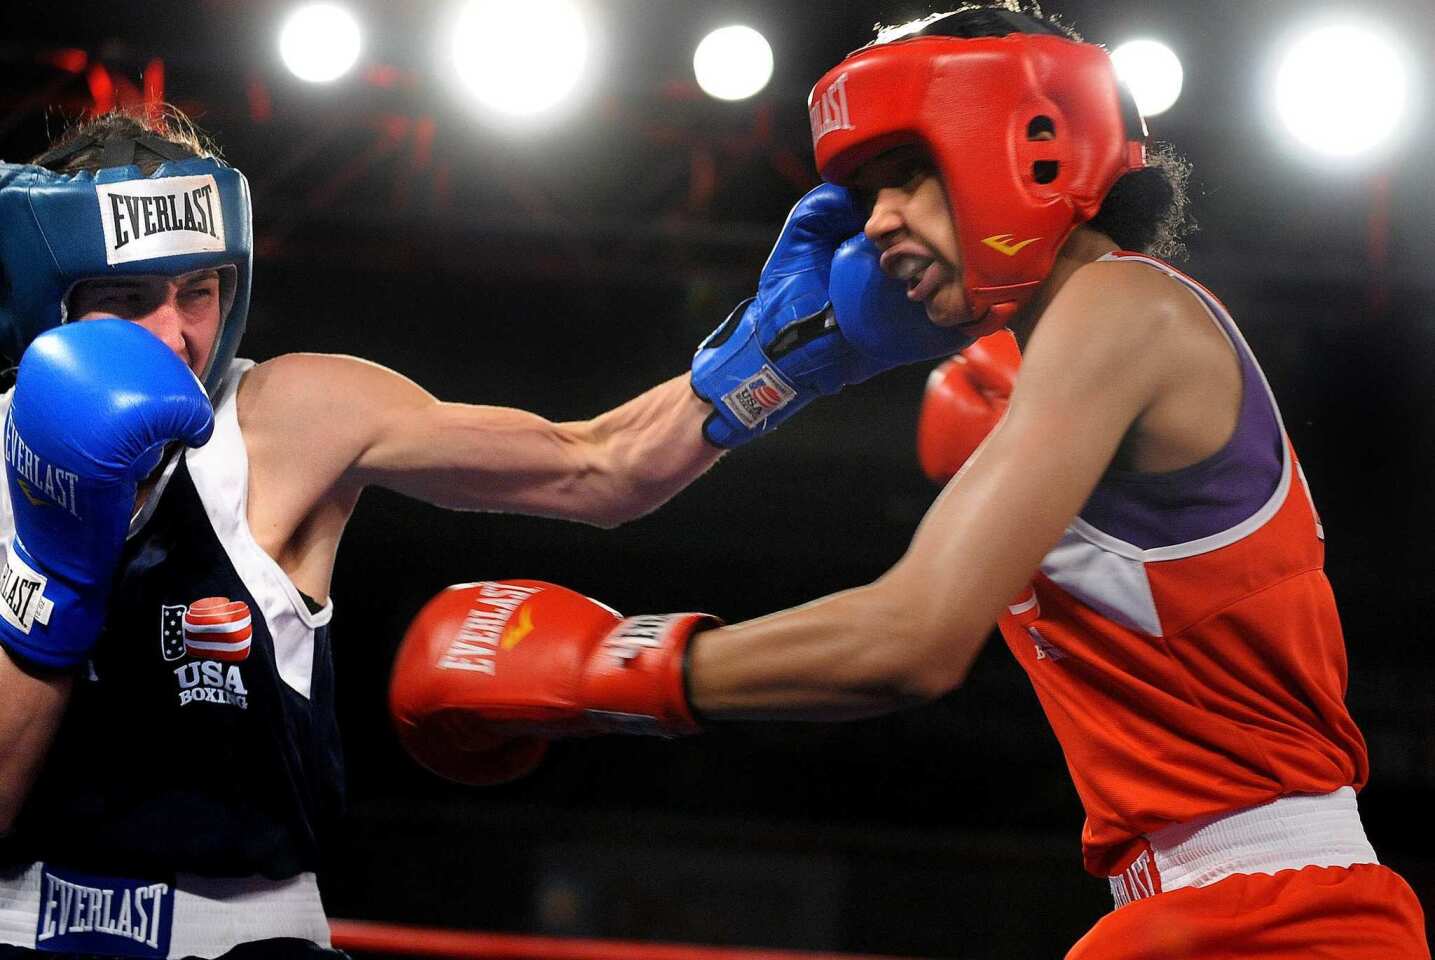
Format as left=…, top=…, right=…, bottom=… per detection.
left=1031, top=254, right=1316, bottom=640
left=1040, top=527, right=1164, bottom=637
left=185, top=360, right=331, bottom=700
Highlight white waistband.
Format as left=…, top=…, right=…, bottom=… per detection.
left=0, top=863, right=331, bottom=957
left=1110, top=787, right=1378, bottom=908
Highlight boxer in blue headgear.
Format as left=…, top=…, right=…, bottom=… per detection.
left=0, top=105, right=966, bottom=960
left=0, top=125, right=251, bottom=397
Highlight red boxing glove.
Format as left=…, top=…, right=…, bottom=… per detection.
left=916, top=330, right=1021, bottom=485
left=388, top=580, right=719, bottom=785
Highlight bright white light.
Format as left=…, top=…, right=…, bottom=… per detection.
left=693, top=25, right=774, bottom=102
left=1275, top=23, right=1408, bottom=157
left=1110, top=39, right=1183, bottom=117
left=450, top=0, right=590, bottom=117
left=278, top=3, right=362, bottom=83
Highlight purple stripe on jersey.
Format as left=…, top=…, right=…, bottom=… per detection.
left=1077, top=259, right=1283, bottom=550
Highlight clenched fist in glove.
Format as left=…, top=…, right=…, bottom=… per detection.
left=917, top=330, right=1021, bottom=485
left=692, top=184, right=970, bottom=447
left=389, top=580, right=720, bottom=785
left=1, top=320, right=214, bottom=670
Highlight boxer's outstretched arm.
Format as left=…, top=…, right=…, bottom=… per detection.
left=686, top=261, right=1184, bottom=718
left=0, top=651, right=71, bottom=833
left=388, top=262, right=1241, bottom=767
left=240, top=353, right=719, bottom=528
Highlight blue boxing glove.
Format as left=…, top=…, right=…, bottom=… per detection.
left=1, top=320, right=215, bottom=670
left=826, top=233, right=973, bottom=375
left=692, top=185, right=970, bottom=446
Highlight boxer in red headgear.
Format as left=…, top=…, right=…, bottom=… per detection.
left=391, top=5, right=1430, bottom=957
left=809, top=6, right=1147, bottom=335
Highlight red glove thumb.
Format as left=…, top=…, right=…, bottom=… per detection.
left=917, top=330, right=1021, bottom=485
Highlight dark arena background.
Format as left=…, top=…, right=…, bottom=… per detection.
left=2, top=1, right=1432, bottom=957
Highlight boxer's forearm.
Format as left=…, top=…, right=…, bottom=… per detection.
left=567, top=374, right=723, bottom=527
left=685, top=580, right=984, bottom=721
left=0, top=648, right=72, bottom=834
left=324, top=354, right=720, bottom=524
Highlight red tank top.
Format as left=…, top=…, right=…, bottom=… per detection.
left=996, top=254, right=1368, bottom=877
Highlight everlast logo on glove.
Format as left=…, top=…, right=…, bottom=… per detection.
left=604, top=615, right=676, bottom=665
left=94, top=174, right=226, bottom=266
left=0, top=540, right=54, bottom=635
left=438, top=581, right=543, bottom=674
left=5, top=416, right=81, bottom=518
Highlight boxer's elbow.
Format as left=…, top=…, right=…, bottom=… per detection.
left=872, top=630, right=979, bottom=705
left=853, top=582, right=985, bottom=704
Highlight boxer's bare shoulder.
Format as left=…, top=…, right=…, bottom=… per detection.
left=234, top=353, right=389, bottom=600
left=1051, top=257, right=1242, bottom=474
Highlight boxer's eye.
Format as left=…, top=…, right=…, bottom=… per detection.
left=890, top=160, right=933, bottom=193
left=90, top=290, right=145, bottom=310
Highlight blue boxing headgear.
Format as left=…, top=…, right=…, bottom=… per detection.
left=0, top=138, right=252, bottom=397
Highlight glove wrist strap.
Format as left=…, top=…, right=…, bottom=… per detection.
left=582, top=613, right=721, bottom=736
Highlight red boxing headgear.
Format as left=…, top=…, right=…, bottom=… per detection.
left=809, top=29, right=1147, bottom=329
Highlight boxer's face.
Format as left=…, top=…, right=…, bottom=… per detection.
left=68, top=267, right=223, bottom=378
left=854, top=146, right=968, bottom=328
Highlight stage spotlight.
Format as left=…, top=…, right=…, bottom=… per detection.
left=1110, top=39, right=1183, bottom=117
left=450, top=0, right=590, bottom=117
left=1275, top=22, right=1409, bottom=158
left=279, top=3, right=362, bottom=83
left=693, top=25, right=774, bottom=102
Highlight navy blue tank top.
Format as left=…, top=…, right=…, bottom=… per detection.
left=0, top=362, right=343, bottom=881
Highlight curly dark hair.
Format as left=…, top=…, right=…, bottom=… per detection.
left=873, top=2, right=1197, bottom=260
left=32, top=104, right=217, bottom=176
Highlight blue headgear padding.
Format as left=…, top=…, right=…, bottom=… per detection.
left=0, top=155, right=252, bottom=397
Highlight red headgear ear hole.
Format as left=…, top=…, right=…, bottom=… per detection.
left=1027, top=116, right=1060, bottom=183
left=1027, top=116, right=1056, bottom=139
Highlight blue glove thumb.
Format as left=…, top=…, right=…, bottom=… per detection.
left=828, top=235, right=972, bottom=383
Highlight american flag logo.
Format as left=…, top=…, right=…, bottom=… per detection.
left=182, top=596, right=253, bottom=662
left=748, top=377, right=784, bottom=409
left=160, top=604, right=188, bottom=661
left=722, top=365, right=797, bottom=428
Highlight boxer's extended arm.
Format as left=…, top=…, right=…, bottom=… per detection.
left=245, top=188, right=962, bottom=534
left=242, top=354, right=717, bottom=529
left=0, top=651, right=71, bottom=834
left=365, top=373, right=716, bottom=526
left=687, top=262, right=1193, bottom=717
left=387, top=262, right=1224, bottom=771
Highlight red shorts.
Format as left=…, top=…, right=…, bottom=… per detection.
left=1067, top=864, right=1430, bottom=960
